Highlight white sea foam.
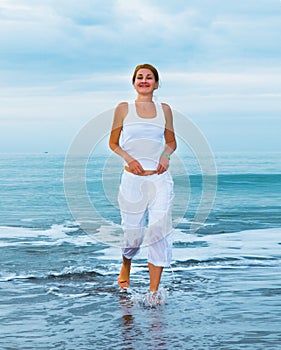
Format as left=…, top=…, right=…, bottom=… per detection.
left=0, top=223, right=104, bottom=247
left=1, top=224, right=280, bottom=268
left=172, top=227, right=281, bottom=264
left=173, top=217, right=215, bottom=226
left=46, top=286, right=91, bottom=298
left=130, top=287, right=167, bottom=307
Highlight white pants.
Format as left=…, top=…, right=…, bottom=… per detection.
left=118, top=170, right=174, bottom=267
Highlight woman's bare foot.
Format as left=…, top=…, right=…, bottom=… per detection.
left=118, top=256, right=131, bottom=290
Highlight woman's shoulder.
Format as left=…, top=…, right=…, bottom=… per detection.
left=160, top=102, right=173, bottom=118
left=160, top=102, right=172, bottom=113
left=115, top=101, right=128, bottom=109
left=115, top=101, right=129, bottom=112
left=114, top=102, right=129, bottom=120
left=117, top=101, right=128, bottom=106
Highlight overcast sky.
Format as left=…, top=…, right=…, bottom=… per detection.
left=0, top=0, right=280, bottom=153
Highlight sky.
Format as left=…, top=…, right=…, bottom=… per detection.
left=0, top=0, right=280, bottom=154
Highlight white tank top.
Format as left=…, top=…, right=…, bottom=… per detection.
left=120, top=102, right=166, bottom=170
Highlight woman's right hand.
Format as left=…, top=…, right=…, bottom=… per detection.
left=127, top=159, right=145, bottom=175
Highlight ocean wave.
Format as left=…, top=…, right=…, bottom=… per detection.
left=1, top=225, right=280, bottom=282
left=172, top=227, right=281, bottom=267
left=0, top=265, right=104, bottom=282
left=0, top=223, right=79, bottom=239
left=0, top=223, right=109, bottom=247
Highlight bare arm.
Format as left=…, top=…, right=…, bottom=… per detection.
left=109, top=102, right=145, bottom=174
left=156, top=103, right=177, bottom=174
left=109, top=102, right=131, bottom=163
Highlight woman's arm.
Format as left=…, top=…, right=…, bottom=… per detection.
left=109, top=102, right=145, bottom=174
left=156, top=103, right=177, bottom=174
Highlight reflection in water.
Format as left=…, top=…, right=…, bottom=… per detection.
left=119, top=294, right=139, bottom=349
left=118, top=291, right=168, bottom=349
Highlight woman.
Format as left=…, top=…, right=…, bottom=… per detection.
left=109, top=63, right=177, bottom=292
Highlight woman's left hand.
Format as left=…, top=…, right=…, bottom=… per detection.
left=156, top=155, right=169, bottom=174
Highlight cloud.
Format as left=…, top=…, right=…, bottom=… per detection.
left=1, top=0, right=280, bottom=77
left=209, top=15, right=281, bottom=56
left=0, top=0, right=280, bottom=152
left=162, top=70, right=281, bottom=95
left=114, top=0, right=201, bottom=38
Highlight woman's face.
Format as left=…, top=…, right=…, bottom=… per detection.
left=133, top=68, right=159, bottom=94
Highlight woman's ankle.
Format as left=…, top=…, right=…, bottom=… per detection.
left=122, top=255, right=131, bottom=266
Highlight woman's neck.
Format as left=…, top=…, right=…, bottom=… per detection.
left=135, top=94, right=154, bottom=103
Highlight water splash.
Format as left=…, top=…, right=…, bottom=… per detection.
left=130, top=287, right=167, bottom=308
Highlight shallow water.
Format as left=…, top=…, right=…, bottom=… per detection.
left=0, top=153, right=281, bottom=349
left=1, top=225, right=281, bottom=350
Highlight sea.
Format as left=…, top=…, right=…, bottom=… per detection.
left=0, top=152, right=281, bottom=350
